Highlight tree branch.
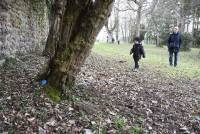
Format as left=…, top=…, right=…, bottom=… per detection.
left=114, top=6, right=138, bottom=12
left=145, top=0, right=159, bottom=15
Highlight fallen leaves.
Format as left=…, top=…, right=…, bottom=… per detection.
left=0, top=53, right=200, bottom=133
left=27, top=117, right=35, bottom=122
left=46, top=118, right=57, bottom=126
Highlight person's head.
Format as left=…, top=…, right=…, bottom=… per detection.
left=173, top=26, right=179, bottom=33
left=134, top=37, right=141, bottom=43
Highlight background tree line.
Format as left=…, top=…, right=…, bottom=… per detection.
left=104, top=0, right=200, bottom=51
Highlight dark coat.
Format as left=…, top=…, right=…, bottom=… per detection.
left=130, top=43, right=145, bottom=60
left=168, top=32, right=182, bottom=51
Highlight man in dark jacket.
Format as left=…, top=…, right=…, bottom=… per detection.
left=168, top=26, right=182, bottom=67
left=130, top=37, right=145, bottom=71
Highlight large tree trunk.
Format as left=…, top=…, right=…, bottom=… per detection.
left=43, top=0, right=114, bottom=94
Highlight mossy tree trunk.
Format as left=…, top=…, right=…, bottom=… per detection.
left=43, top=0, right=114, bottom=94
left=43, top=0, right=64, bottom=57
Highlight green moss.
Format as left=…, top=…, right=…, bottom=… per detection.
left=29, top=0, right=47, bottom=29
left=15, top=17, right=22, bottom=28
left=30, top=0, right=45, bottom=12
left=44, top=85, right=61, bottom=102
left=3, top=57, right=18, bottom=68
left=8, top=128, right=14, bottom=134
left=131, top=125, right=143, bottom=134
left=45, top=0, right=53, bottom=17
left=114, top=118, right=127, bottom=130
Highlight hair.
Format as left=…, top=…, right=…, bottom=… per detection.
left=134, top=37, right=141, bottom=42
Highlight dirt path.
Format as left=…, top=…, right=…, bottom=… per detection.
left=0, top=53, right=200, bottom=134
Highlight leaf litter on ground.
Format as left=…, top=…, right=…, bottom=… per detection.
left=0, top=53, right=200, bottom=133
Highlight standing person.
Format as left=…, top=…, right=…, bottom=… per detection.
left=112, top=37, right=115, bottom=43
left=117, top=40, right=120, bottom=45
left=130, top=37, right=145, bottom=71
left=168, top=26, right=182, bottom=67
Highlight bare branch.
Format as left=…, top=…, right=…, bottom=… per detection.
left=127, top=1, right=138, bottom=10
left=128, top=0, right=141, bottom=5
left=145, top=0, right=159, bottom=15
left=105, top=17, right=117, bottom=34
left=114, top=6, right=138, bottom=12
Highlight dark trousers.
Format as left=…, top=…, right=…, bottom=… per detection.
left=133, top=57, right=139, bottom=69
left=169, top=47, right=179, bottom=66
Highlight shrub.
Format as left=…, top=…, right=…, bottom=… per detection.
left=193, top=30, right=200, bottom=48
left=159, top=32, right=169, bottom=47
left=180, top=32, right=193, bottom=51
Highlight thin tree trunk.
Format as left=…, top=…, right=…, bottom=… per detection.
left=121, top=25, right=125, bottom=41
left=115, top=18, right=119, bottom=42
left=156, top=34, right=160, bottom=47
left=105, top=11, right=117, bottom=43
left=115, top=0, right=120, bottom=41
left=192, top=14, right=195, bottom=46
left=124, top=18, right=127, bottom=42
left=179, top=16, right=185, bottom=32
left=135, top=5, right=142, bottom=37
left=178, top=5, right=185, bottom=33
left=44, top=0, right=114, bottom=94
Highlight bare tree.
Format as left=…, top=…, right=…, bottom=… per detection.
left=127, top=0, right=146, bottom=37
left=105, top=18, right=117, bottom=43
left=126, top=0, right=158, bottom=39
left=105, top=0, right=121, bottom=43
left=114, top=0, right=120, bottom=42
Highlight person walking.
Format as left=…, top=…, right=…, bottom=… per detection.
left=130, top=37, right=145, bottom=71
left=168, top=26, right=182, bottom=67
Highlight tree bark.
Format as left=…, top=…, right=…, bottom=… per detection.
left=44, top=0, right=114, bottom=94
left=178, top=15, right=185, bottom=33
left=43, top=0, right=65, bottom=58
left=115, top=0, right=120, bottom=42
left=135, top=5, right=142, bottom=37
left=105, top=13, right=117, bottom=43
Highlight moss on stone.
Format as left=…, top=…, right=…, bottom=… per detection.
left=29, top=0, right=47, bottom=26
left=15, top=17, right=22, bottom=28
left=44, top=85, right=61, bottom=102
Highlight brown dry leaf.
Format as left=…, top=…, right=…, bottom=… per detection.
left=46, top=118, right=57, bottom=126
left=27, top=117, right=35, bottom=122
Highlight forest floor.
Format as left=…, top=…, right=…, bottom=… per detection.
left=0, top=44, right=200, bottom=134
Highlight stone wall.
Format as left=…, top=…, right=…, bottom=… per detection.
left=0, top=0, right=49, bottom=58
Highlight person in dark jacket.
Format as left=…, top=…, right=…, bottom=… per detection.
left=130, top=37, right=145, bottom=71
left=168, top=26, right=182, bottom=67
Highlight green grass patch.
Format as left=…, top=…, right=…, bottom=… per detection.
left=131, top=125, right=143, bottom=134
left=114, top=118, right=127, bottom=130
left=8, top=128, right=14, bottom=134
left=92, top=42, right=200, bottom=79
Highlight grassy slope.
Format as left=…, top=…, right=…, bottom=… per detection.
left=92, top=42, right=200, bottom=79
